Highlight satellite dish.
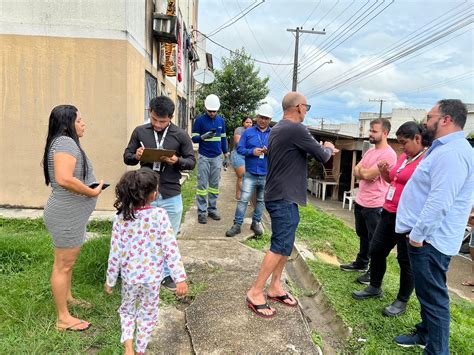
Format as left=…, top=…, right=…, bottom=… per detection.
left=193, top=68, right=215, bottom=84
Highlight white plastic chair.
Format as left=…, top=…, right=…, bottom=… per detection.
left=342, top=188, right=359, bottom=210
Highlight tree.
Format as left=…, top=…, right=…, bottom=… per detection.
left=195, top=48, right=270, bottom=137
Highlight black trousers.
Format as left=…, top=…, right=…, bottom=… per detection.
left=354, top=203, right=382, bottom=267
left=369, top=209, right=414, bottom=302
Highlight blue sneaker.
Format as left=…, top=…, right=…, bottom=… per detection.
left=394, top=333, right=426, bottom=349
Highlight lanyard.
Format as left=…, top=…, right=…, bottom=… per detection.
left=153, top=124, right=170, bottom=149
left=395, top=148, right=427, bottom=176
left=152, top=124, right=170, bottom=173
left=257, top=129, right=268, bottom=148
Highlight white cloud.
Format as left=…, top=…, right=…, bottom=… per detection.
left=199, top=0, right=474, bottom=122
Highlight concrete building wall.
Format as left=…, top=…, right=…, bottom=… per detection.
left=0, top=35, right=129, bottom=209
left=1, top=0, right=199, bottom=210
left=0, top=0, right=148, bottom=53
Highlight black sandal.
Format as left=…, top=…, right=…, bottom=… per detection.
left=246, top=297, right=276, bottom=318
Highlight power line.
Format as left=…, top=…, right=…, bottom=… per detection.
left=282, top=0, right=373, bottom=82
left=298, top=0, right=393, bottom=77
left=195, top=30, right=293, bottom=66
left=305, top=12, right=474, bottom=98
left=330, top=27, right=473, bottom=92
left=207, top=0, right=264, bottom=37
left=397, top=71, right=474, bottom=96
left=234, top=0, right=290, bottom=91
left=303, top=1, right=471, bottom=91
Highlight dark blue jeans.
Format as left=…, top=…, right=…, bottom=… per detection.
left=409, top=243, right=452, bottom=355
left=354, top=203, right=382, bottom=267
left=233, top=172, right=266, bottom=225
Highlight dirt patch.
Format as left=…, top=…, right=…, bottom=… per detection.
left=315, top=252, right=340, bottom=266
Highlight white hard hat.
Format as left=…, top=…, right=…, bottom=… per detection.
left=256, top=103, right=273, bottom=119
left=205, top=94, right=221, bottom=111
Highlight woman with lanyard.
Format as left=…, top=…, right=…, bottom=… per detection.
left=352, top=121, right=429, bottom=317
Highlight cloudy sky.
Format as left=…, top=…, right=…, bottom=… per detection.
left=197, top=0, right=474, bottom=126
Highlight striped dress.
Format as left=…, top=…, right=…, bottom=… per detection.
left=43, top=136, right=97, bottom=248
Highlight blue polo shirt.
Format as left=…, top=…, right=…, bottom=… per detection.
left=191, top=113, right=228, bottom=158
left=237, top=126, right=271, bottom=176
left=396, top=131, right=474, bottom=256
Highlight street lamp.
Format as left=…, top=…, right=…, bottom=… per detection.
left=298, top=60, right=333, bottom=84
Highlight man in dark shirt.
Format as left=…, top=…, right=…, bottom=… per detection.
left=246, top=92, right=337, bottom=318
left=123, top=95, right=195, bottom=291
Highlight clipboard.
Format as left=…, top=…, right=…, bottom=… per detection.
left=141, top=148, right=176, bottom=163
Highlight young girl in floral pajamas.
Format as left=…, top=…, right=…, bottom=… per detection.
left=104, top=168, right=188, bottom=355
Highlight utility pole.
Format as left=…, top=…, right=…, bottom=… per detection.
left=369, top=98, right=386, bottom=118
left=319, top=117, right=325, bottom=130
left=287, top=27, right=325, bottom=91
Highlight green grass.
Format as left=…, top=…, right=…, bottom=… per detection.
left=243, top=204, right=474, bottom=354
left=0, top=169, right=200, bottom=353
left=242, top=232, right=271, bottom=250
left=0, top=218, right=123, bottom=353
left=0, top=218, right=198, bottom=353
left=181, top=169, right=198, bottom=222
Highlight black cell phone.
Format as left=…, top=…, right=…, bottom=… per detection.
left=88, top=182, right=110, bottom=190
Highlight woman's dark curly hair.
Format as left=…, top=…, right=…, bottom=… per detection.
left=113, top=168, right=159, bottom=221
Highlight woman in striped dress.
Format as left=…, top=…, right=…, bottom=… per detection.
left=42, top=105, right=104, bottom=331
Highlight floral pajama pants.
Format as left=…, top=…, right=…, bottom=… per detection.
left=119, top=282, right=160, bottom=353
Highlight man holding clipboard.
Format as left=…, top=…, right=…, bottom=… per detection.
left=123, top=96, right=196, bottom=291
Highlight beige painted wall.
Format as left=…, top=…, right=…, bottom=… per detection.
left=0, top=35, right=167, bottom=210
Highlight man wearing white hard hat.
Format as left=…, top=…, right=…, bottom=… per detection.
left=226, top=103, right=273, bottom=237
left=192, top=94, right=229, bottom=224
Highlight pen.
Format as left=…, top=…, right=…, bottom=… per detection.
left=140, top=141, right=145, bottom=149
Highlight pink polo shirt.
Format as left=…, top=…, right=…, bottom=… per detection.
left=355, top=146, right=397, bottom=208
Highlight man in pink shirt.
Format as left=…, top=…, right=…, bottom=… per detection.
left=340, top=118, right=397, bottom=285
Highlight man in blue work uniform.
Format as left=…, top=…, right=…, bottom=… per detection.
left=192, top=94, right=229, bottom=224
left=226, top=103, right=273, bottom=237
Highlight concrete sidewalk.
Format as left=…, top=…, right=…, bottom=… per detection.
left=149, top=168, right=319, bottom=354
left=307, top=194, right=474, bottom=302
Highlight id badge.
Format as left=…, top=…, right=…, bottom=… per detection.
left=386, top=186, right=396, bottom=201
left=153, top=162, right=161, bottom=171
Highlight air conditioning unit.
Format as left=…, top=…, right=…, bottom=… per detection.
left=153, top=13, right=178, bottom=44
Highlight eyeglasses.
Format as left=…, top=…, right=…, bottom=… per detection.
left=296, top=103, right=311, bottom=111
left=207, top=110, right=217, bottom=114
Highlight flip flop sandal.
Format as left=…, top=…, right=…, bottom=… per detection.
left=461, top=281, right=474, bottom=286
left=267, top=293, right=298, bottom=307
left=246, top=297, right=276, bottom=319
left=56, top=320, right=91, bottom=332
left=68, top=299, right=92, bottom=309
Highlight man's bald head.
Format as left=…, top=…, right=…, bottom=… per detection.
left=282, top=92, right=306, bottom=111
left=282, top=92, right=309, bottom=123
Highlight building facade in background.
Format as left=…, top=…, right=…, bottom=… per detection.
left=0, top=0, right=201, bottom=210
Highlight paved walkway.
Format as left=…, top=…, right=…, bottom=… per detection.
left=307, top=194, right=474, bottom=302
left=149, top=169, right=318, bottom=353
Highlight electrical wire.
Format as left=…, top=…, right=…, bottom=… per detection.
left=397, top=71, right=474, bottom=96
left=234, top=0, right=290, bottom=91
left=308, top=1, right=472, bottom=89
left=281, top=0, right=373, bottom=82
left=297, top=0, right=393, bottom=79
left=331, top=27, right=474, bottom=91
left=207, top=0, right=264, bottom=38
left=305, top=13, right=473, bottom=98
left=194, top=30, right=293, bottom=66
